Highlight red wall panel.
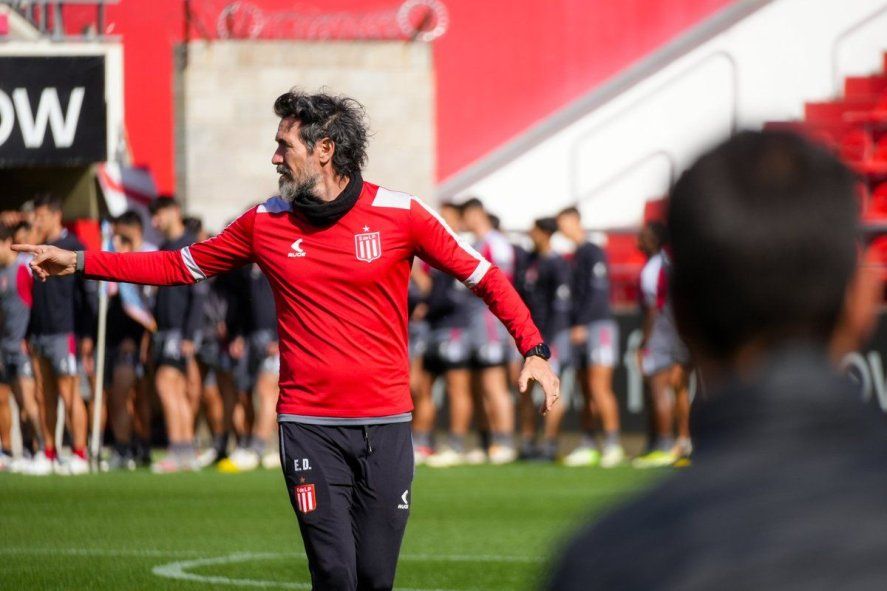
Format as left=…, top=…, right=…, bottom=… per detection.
left=434, top=0, right=733, bottom=180
left=61, top=0, right=734, bottom=193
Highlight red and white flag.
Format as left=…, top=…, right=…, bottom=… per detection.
left=295, top=484, right=317, bottom=514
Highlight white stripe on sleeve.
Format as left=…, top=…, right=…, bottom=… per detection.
left=411, top=196, right=488, bottom=274
left=180, top=246, right=207, bottom=282
left=465, top=259, right=491, bottom=288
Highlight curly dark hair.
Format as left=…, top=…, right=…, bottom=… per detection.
left=273, top=90, right=369, bottom=179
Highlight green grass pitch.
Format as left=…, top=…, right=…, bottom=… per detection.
left=0, top=464, right=659, bottom=590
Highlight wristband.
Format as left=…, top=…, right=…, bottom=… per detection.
left=75, top=251, right=85, bottom=273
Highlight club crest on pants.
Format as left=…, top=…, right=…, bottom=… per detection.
left=354, top=231, right=382, bottom=262
left=295, top=483, right=317, bottom=513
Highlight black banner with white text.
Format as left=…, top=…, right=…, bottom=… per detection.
left=0, top=56, right=106, bottom=166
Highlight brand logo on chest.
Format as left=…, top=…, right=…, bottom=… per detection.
left=354, top=225, right=382, bottom=263
left=288, top=239, right=306, bottom=258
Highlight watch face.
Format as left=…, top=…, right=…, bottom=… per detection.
left=527, top=343, right=551, bottom=360
left=539, top=343, right=551, bottom=360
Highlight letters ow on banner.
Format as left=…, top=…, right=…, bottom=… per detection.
left=0, top=56, right=107, bottom=166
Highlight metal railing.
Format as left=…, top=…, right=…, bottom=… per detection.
left=574, top=149, right=677, bottom=210
left=568, top=50, right=738, bottom=206
left=831, top=3, right=887, bottom=95
left=3, top=0, right=118, bottom=40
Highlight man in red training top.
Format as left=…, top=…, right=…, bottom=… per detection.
left=16, top=90, right=559, bottom=591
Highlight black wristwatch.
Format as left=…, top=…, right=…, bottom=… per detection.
left=523, top=343, right=551, bottom=360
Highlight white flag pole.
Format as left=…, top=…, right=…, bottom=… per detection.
left=89, top=221, right=112, bottom=472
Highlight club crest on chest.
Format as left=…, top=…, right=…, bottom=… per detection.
left=355, top=225, right=382, bottom=263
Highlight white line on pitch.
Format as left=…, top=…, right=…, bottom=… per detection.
left=0, top=546, right=543, bottom=563
left=152, top=553, right=459, bottom=591
left=0, top=547, right=205, bottom=558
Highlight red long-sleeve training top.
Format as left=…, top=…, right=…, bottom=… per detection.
left=84, top=182, right=543, bottom=418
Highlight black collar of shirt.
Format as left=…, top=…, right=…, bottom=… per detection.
left=291, top=172, right=363, bottom=228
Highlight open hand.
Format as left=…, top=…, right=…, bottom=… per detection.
left=518, top=356, right=560, bottom=416
left=11, top=244, right=77, bottom=281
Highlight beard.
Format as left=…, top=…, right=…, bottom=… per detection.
left=278, top=166, right=322, bottom=204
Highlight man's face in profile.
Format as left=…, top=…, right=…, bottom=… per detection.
left=273, top=118, right=322, bottom=204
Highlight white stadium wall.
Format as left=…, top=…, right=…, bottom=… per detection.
left=176, top=41, right=435, bottom=233
left=443, top=0, right=887, bottom=231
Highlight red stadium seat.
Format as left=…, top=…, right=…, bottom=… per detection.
left=605, top=232, right=647, bottom=308
left=805, top=99, right=876, bottom=126
left=851, top=132, right=887, bottom=178
left=875, top=136, right=887, bottom=162
left=856, top=182, right=870, bottom=217
left=844, top=93, right=887, bottom=125
left=844, top=75, right=887, bottom=100
left=643, top=197, right=667, bottom=223
left=863, top=183, right=887, bottom=222
left=839, top=128, right=873, bottom=164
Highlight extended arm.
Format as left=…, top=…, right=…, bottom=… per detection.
left=14, top=208, right=257, bottom=286
left=409, top=197, right=559, bottom=413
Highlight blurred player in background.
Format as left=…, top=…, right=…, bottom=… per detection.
left=148, top=198, right=204, bottom=473
left=557, top=207, right=624, bottom=468
left=28, top=195, right=93, bottom=475
left=111, top=212, right=158, bottom=467
left=219, top=263, right=281, bottom=471
left=0, top=349, right=9, bottom=468
left=182, top=216, right=210, bottom=423
left=634, top=248, right=693, bottom=468
left=0, top=224, right=40, bottom=471
left=423, top=203, right=482, bottom=467
left=636, top=221, right=666, bottom=453
left=407, top=263, right=434, bottom=464
left=105, top=212, right=157, bottom=470
left=460, top=198, right=519, bottom=464
left=635, top=220, right=680, bottom=463
left=516, top=217, right=572, bottom=462
left=193, top=268, right=243, bottom=468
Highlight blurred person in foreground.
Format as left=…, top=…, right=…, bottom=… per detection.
left=547, top=130, right=885, bottom=590
left=556, top=207, right=625, bottom=467
left=16, top=89, right=558, bottom=591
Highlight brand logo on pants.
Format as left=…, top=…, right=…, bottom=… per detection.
left=295, top=484, right=316, bottom=513
left=398, top=489, right=409, bottom=510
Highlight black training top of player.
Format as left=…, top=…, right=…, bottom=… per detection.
left=570, top=241, right=612, bottom=326
left=520, top=251, right=571, bottom=340
left=29, top=230, right=95, bottom=337
left=154, top=231, right=203, bottom=339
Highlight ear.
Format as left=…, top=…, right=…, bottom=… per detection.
left=831, top=248, right=883, bottom=360
left=317, top=137, right=335, bottom=166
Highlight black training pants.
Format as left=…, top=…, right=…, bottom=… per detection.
left=279, top=422, right=414, bottom=591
